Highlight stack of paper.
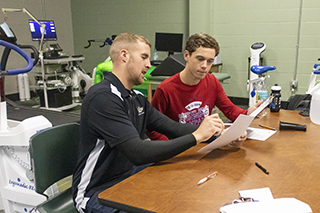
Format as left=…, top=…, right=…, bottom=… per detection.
left=220, top=188, right=312, bottom=213
left=198, top=97, right=275, bottom=153
left=198, top=114, right=254, bottom=152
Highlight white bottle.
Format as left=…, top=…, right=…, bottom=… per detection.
left=153, top=48, right=158, bottom=60
left=18, top=74, right=25, bottom=101
left=23, top=73, right=30, bottom=100
left=310, top=88, right=320, bottom=125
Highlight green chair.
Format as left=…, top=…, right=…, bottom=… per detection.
left=29, top=123, right=80, bottom=213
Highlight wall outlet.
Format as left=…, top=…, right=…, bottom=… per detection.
left=290, top=80, right=298, bottom=91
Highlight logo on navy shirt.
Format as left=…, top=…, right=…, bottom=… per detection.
left=137, top=106, right=144, bottom=116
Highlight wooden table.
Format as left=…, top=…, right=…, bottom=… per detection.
left=99, top=110, right=320, bottom=212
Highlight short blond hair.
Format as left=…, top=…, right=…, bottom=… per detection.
left=109, top=33, right=151, bottom=61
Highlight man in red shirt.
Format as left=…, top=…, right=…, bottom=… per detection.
left=149, top=33, right=262, bottom=143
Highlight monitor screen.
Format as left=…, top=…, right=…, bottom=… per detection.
left=155, top=32, right=183, bottom=54
left=29, top=20, right=57, bottom=41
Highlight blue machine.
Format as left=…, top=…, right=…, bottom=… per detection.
left=248, top=42, right=276, bottom=106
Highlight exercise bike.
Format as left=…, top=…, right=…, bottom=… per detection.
left=0, top=22, right=52, bottom=213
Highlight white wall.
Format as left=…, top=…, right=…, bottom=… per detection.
left=3, top=0, right=320, bottom=101
left=189, top=0, right=320, bottom=101
left=70, top=0, right=189, bottom=74
left=209, top=0, right=320, bottom=101
left=0, top=0, right=74, bottom=95
left=72, top=0, right=320, bottom=101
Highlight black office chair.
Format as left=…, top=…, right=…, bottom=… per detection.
left=29, top=123, right=80, bottom=213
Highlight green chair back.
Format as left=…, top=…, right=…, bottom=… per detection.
left=29, top=123, right=80, bottom=213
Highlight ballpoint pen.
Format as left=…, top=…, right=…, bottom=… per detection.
left=259, top=124, right=276, bottom=131
left=255, top=162, right=269, bottom=175
left=197, top=171, right=218, bottom=185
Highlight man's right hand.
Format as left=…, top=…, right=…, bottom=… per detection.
left=192, top=113, right=224, bottom=143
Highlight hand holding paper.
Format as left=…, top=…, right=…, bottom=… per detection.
left=249, top=96, right=274, bottom=118
left=247, top=99, right=264, bottom=116
left=198, top=96, right=274, bottom=153
left=192, top=113, right=224, bottom=143
left=198, top=114, right=254, bottom=153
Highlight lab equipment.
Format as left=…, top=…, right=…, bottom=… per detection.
left=17, top=73, right=30, bottom=101
left=151, top=53, right=185, bottom=76
left=270, top=84, right=281, bottom=112
left=28, top=20, right=57, bottom=41
left=248, top=42, right=276, bottom=106
left=43, top=43, right=68, bottom=59
left=0, top=35, right=52, bottom=212
left=155, top=32, right=183, bottom=56
left=84, top=35, right=115, bottom=48
left=15, top=7, right=91, bottom=108
left=68, top=60, right=94, bottom=101
left=3, top=7, right=51, bottom=109
left=307, top=63, right=320, bottom=125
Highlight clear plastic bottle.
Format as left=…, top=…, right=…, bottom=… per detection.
left=256, top=81, right=268, bottom=102
left=310, top=88, right=320, bottom=125
left=153, top=48, right=158, bottom=60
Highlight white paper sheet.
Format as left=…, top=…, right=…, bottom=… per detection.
left=219, top=198, right=312, bottom=213
left=238, top=187, right=274, bottom=202
left=198, top=114, right=254, bottom=153
left=246, top=127, right=277, bottom=141
left=198, top=96, right=276, bottom=153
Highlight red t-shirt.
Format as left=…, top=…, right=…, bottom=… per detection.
left=149, top=72, right=247, bottom=140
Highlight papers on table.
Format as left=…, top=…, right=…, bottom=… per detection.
left=220, top=187, right=312, bottom=213
left=246, top=127, right=276, bottom=141
left=198, top=97, right=275, bottom=153
left=220, top=198, right=312, bottom=213
left=198, top=114, right=254, bottom=153
left=239, top=187, right=274, bottom=202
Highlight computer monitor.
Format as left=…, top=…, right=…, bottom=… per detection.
left=155, top=32, right=183, bottom=56
left=28, top=20, right=57, bottom=41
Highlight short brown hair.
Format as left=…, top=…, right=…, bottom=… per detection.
left=109, top=33, right=151, bottom=61
left=185, top=33, right=219, bottom=56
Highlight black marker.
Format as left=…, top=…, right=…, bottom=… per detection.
left=255, top=162, right=269, bottom=175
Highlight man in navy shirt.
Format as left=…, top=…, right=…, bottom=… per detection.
left=72, top=33, right=224, bottom=213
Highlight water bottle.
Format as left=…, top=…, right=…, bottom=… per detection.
left=308, top=64, right=320, bottom=125
left=270, top=84, right=281, bottom=112
left=256, top=81, right=268, bottom=102
left=153, top=48, right=158, bottom=60
left=23, top=73, right=30, bottom=100
left=310, top=87, right=320, bottom=125
left=17, top=74, right=25, bottom=101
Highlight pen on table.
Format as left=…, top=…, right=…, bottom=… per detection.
left=259, top=124, right=276, bottom=131
left=255, top=162, right=269, bottom=175
left=197, top=171, right=218, bottom=185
